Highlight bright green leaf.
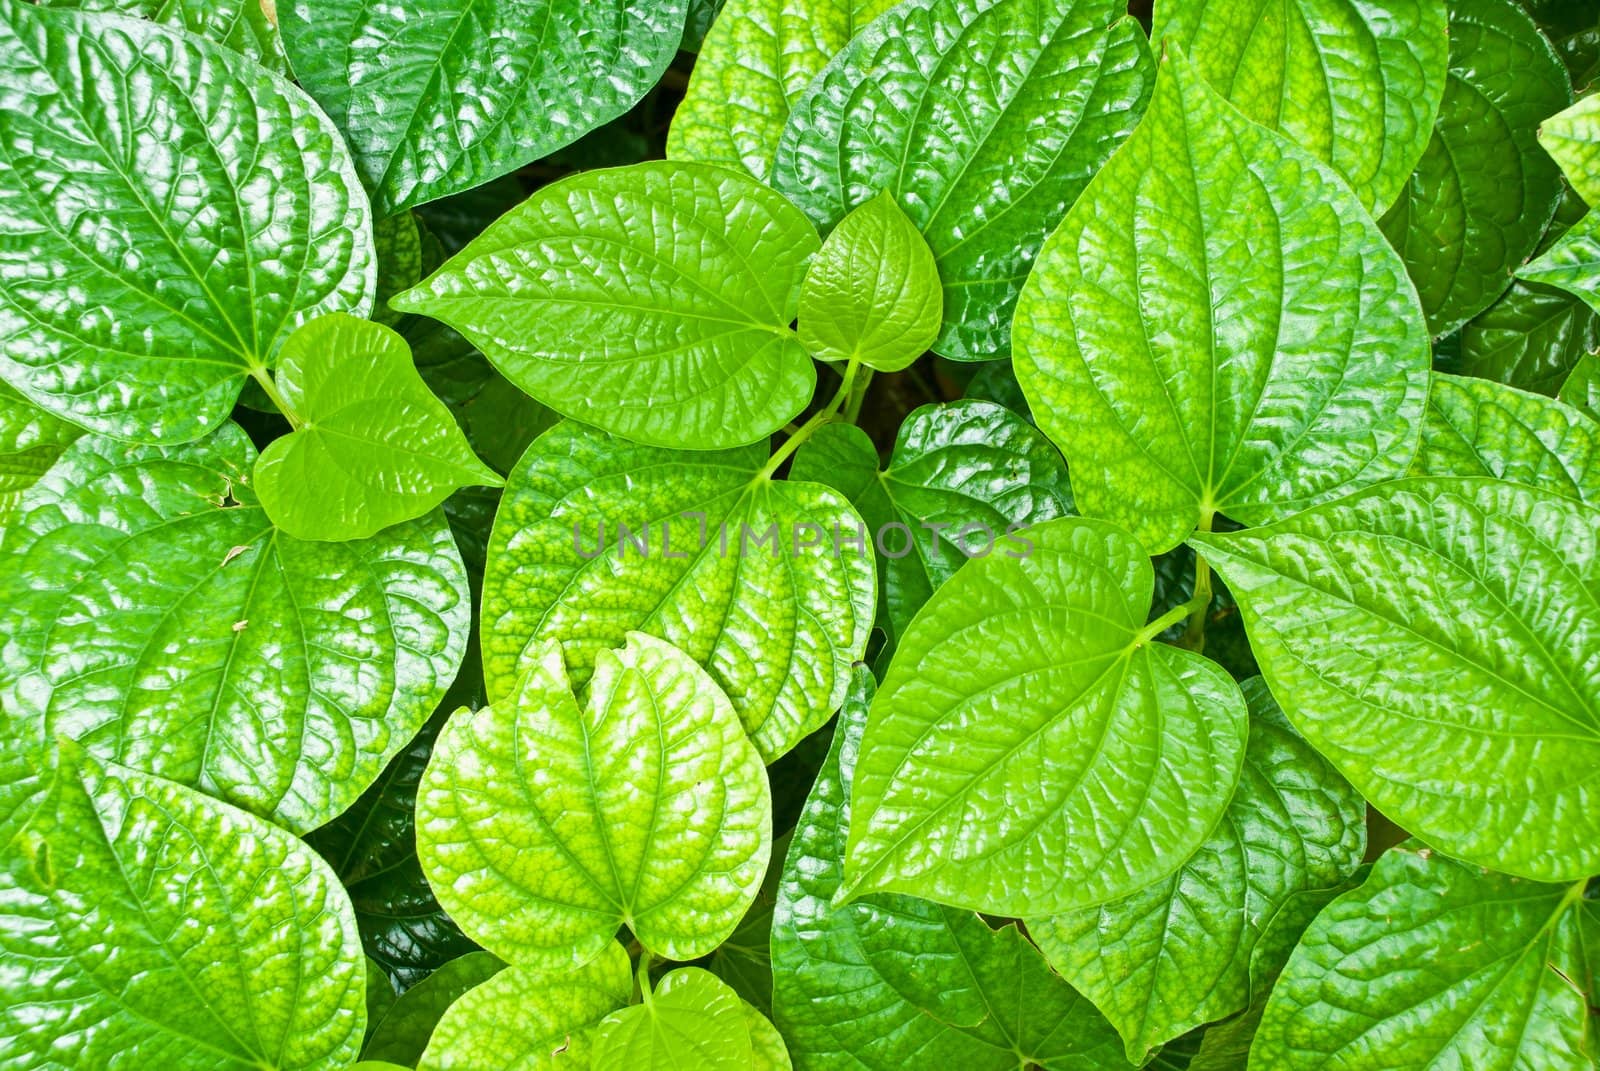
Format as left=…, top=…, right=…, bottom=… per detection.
left=590, top=969, right=757, bottom=1070
left=417, top=942, right=633, bottom=1071
left=1521, top=209, right=1600, bottom=313
left=0, top=424, right=469, bottom=832
left=798, top=191, right=942, bottom=371
left=773, top=0, right=1154, bottom=360
left=705, top=832, right=788, bottom=1019
left=843, top=517, right=1248, bottom=916
left=1192, top=477, right=1600, bottom=881
left=1560, top=352, right=1600, bottom=419
left=791, top=401, right=1073, bottom=657
left=416, top=634, right=771, bottom=969
left=0, top=0, right=375, bottom=443
left=0, top=749, right=365, bottom=1070
left=0, top=381, right=79, bottom=526
left=772, top=667, right=1131, bottom=1070
left=392, top=162, right=819, bottom=450
left=1380, top=0, right=1571, bottom=335
left=668, top=0, right=899, bottom=180
left=1028, top=680, right=1366, bottom=1063
left=742, top=1000, right=792, bottom=1071
left=1015, top=49, right=1430, bottom=555
left=1411, top=373, right=1600, bottom=503
left=362, top=953, right=503, bottom=1067
left=1152, top=0, right=1447, bottom=214
left=37, top=0, right=287, bottom=71
left=280, top=0, right=685, bottom=214
left=1539, top=92, right=1600, bottom=205
left=481, top=420, right=874, bottom=761
left=1250, top=844, right=1592, bottom=1070
left=254, top=315, right=502, bottom=542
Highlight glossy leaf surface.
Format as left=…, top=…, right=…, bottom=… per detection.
left=0, top=381, right=79, bottom=525
left=38, top=0, right=287, bottom=71
left=392, top=162, right=819, bottom=450
left=417, top=635, right=771, bottom=969
left=1015, top=50, right=1430, bottom=554
left=1152, top=0, right=1447, bottom=214
left=1560, top=352, right=1600, bottom=419
left=590, top=968, right=765, bottom=1070
left=481, top=421, right=874, bottom=761
left=362, top=953, right=503, bottom=1067
left=0, top=425, right=469, bottom=832
left=281, top=0, right=684, bottom=213
left=0, top=0, right=374, bottom=443
left=843, top=517, right=1248, bottom=915
left=773, top=0, right=1154, bottom=360
left=1193, top=478, right=1600, bottom=880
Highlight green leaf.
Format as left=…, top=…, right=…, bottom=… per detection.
left=791, top=401, right=1073, bottom=658
left=365, top=957, right=398, bottom=1045
left=1380, top=0, right=1571, bottom=335
left=36, top=0, right=287, bottom=72
left=742, top=1000, right=793, bottom=1071
left=668, top=0, right=899, bottom=180
left=0, top=749, right=365, bottom=1070
left=772, top=0, right=1154, bottom=360
left=1191, top=477, right=1600, bottom=881
left=0, top=381, right=79, bottom=526
left=392, top=162, right=819, bottom=450
left=1250, top=844, right=1592, bottom=1070
left=417, top=942, right=633, bottom=1071
left=705, top=832, right=788, bottom=1019
left=1538, top=92, right=1600, bottom=206
left=0, top=0, right=375, bottom=443
left=1560, top=352, right=1600, bottom=419
left=843, top=516, right=1248, bottom=916
left=771, top=667, right=1131, bottom=1071
left=1152, top=0, right=1447, bottom=214
left=1027, top=680, right=1366, bottom=1063
left=1411, top=372, right=1600, bottom=503
left=362, top=953, right=503, bottom=1067
left=410, top=326, right=556, bottom=478
left=1455, top=277, right=1600, bottom=395
left=254, top=315, right=502, bottom=541
left=481, top=420, right=874, bottom=761
left=797, top=191, right=942, bottom=372
left=0, top=424, right=469, bottom=833
left=1014, top=48, right=1430, bottom=555
left=417, top=634, right=771, bottom=969
left=373, top=213, right=425, bottom=328
left=1522, top=210, right=1600, bottom=313
left=590, top=969, right=759, bottom=1070
left=279, top=0, right=685, bottom=214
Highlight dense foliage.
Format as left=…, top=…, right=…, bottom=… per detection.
left=2, top=0, right=1599, bottom=1067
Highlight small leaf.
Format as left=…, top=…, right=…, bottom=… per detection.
left=1521, top=210, right=1600, bottom=313
left=1027, top=680, right=1366, bottom=1063
left=773, top=0, right=1154, bottom=360
left=1559, top=352, right=1600, bottom=419
left=798, top=191, right=942, bottom=371
left=1250, top=844, right=1591, bottom=1070
left=843, top=517, right=1248, bottom=916
left=1192, top=477, right=1600, bottom=881
left=1456, top=277, right=1600, bottom=395
left=0, top=381, right=79, bottom=526
left=668, top=0, right=899, bottom=180
left=280, top=0, right=685, bottom=214
left=1411, top=373, right=1600, bottom=503
left=1153, top=0, right=1447, bottom=214
left=590, top=969, right=758, bottom=1070
left=1380, top=0, right=1571, bottom=334
left=254, top=314, right=502, bottom=542
left=36, top=0, right=287, bottom=72
left=1014, top=49, right=1430, bottom=554
left=0, top=425, right=470, bottom=832
left=0, top=750, right=365, bottom=1070
left=417, top=942, right=633, bottom=1071
left=362, top=953, right=503, bottom=1067
left=482, top=421, right=874, bottom=761
left=416, top=635, right=771, bottom=969
left=0, top=0, right=375, bottom=443
left=771, top=667, right=1130, bottom=1071
left=1538, top=92, right=1600, bottom=206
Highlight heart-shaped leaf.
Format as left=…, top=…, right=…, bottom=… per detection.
left=1015, top=49, right=1430, bottom=554
left=392, top=162, right=820, bottom=450
left=772, top=0, right=1154, bottom=360
left=1380, top=0, right=1571, bottom=334
left=416, top=634, right=771, bottom=969
left=589, top=968, right=783, bottom=1070
left=843, top=516, right=1248, bottom=916
left=0, top=748, right=365, bottom=1070
left=771, top=668, right=1130, bottom=1071
left=481, top=420, right=874, bottom=761
left=1152, top=0, right=1447, bottom=214
left=0, top=0, right=375, bottom=443
left=0, top=425, right=470, bottom=832
left=280, top=0, right=684, bottom=214
left=1251, top=844, right=1591, bottom=1070
left=254, top=314, right=502, bottom=542
left=1028, top=680, right=1366, bottom=1063
left=1192, top=477, right=1600, bottom=881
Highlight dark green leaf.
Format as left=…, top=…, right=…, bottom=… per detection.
left=362, top=953, right=503, bottom=1067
